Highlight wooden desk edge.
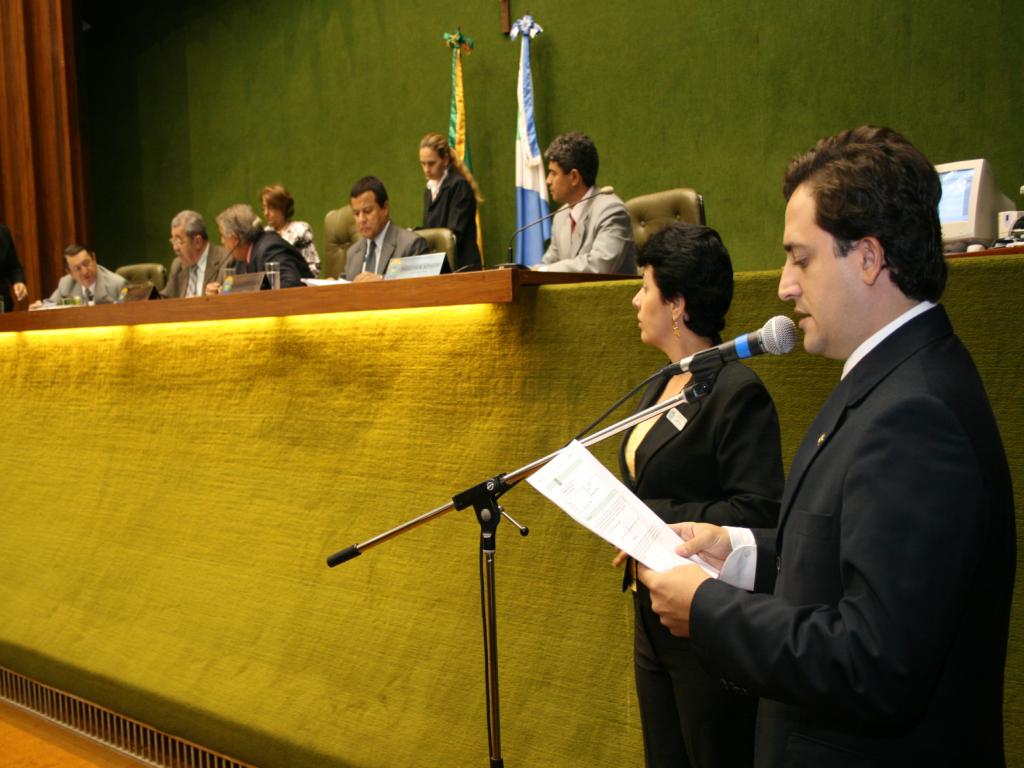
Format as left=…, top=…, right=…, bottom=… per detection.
left=0, top=270, right=638, bottom=332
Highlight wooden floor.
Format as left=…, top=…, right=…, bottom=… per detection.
left=0, top=699, right=146, bottom=767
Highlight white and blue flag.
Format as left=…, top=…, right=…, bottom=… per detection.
left=511, top=16, right=549, bottom=266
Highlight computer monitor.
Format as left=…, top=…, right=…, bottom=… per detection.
left=935, top=159, right=1015, bottom=251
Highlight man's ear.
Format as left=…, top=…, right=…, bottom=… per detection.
left=857, top=237, right=886, bottom=285
left=569, top=168, right=584, bottom=188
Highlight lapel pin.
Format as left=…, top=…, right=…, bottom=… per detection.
left=817, top=432, right=827, bottom=447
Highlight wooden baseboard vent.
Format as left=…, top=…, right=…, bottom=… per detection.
left=0, top=665, right=255, bottom=768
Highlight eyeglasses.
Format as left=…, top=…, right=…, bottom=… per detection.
left=169, top=236, right=187, bottom=246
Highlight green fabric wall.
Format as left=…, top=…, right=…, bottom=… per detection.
left=0, top=256, right=1021, bottom=767
left=79, top=0, right=1024, bottom=272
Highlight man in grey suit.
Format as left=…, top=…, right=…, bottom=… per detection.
left=162, top=210, right=231, bottom=298
left=35, top=244, right=126, bottom=306
left=534, top=132, right=636, bottom=274
left=342, top=177, right=425, bottom=282
left=344, top=176, right=430, bottom=282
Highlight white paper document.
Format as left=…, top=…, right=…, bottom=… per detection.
left=527, top=440, right=719, bottom=576
left=301, top=278, right=351, bottom=286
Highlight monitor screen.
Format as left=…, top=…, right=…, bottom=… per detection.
left=934, top=158, right=1014, bottom=248
left=938, top=169, right=973, bottom=225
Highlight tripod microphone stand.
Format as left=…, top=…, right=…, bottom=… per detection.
left=326, top=371, right=717, bottom=767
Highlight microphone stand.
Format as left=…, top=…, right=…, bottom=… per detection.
left=326, top=370, right=717, bottom=767
left=505, top=186, right=614, bottom=263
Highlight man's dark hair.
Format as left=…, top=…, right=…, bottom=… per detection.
left=544, top=132, right=599, bottom=188
left=783, top=125, right=946, bottom=302
left=63, top=243, right=91, bottom=260
left=350, top=176, right=389, bottom=207
left=637, top=223, right=734, bottom=344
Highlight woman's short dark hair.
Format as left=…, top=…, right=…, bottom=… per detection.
left=637, top=223, right=734, bottom=344
left=260, top=184, right=295, bottom=220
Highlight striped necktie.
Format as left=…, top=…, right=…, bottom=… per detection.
left=365, top=240, right=377, bottom=274
left=186, top=265, right=199, bottom=297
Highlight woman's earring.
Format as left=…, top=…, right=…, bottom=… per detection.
left=672, top=319, right=680, bottom=338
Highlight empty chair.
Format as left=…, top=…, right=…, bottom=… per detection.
left=415, top=227, right=457, bottom=272
left=322, top=205, right=359, bottom=279
left=625, top=188, right=706, bottom=253
left=115, top=263, right=168, bottom=291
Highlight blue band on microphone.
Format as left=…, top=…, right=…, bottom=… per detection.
left=735, top=334, right=752, bottom=359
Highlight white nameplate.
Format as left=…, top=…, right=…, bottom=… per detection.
left=384, top=252, right=448, bottom=280
left=666, top=408, right=688, bottom=432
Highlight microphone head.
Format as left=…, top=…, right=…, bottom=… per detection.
left=760, top=315, right=797, bottom=356
left=599, top=185, right=614, bottom=194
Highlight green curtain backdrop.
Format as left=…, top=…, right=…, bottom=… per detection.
left=77, top=0, right=1024, bottom=273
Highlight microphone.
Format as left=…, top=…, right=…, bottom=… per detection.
left=661, top=315, right=797, bottom=376
left=506, top=186, right=615, bottom=262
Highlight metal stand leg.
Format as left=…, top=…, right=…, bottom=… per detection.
left=454, top=479, right=507, bottom=767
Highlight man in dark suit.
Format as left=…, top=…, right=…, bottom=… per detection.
left=344, top=176, right=429, bottom=282
left=0, top=223, right=28, bottom=311
left=638, top=125, right=1015, bottom=766
left=162, top=210, right=231, bottom=298
left=206, top=204, right=313, bottom=294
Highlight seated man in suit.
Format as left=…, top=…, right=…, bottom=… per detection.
left=344, top=176, right=430, bottom=282
left=534, top=132, right=637, bottom=274
left=205, top=204, right=313, bottom=293
left=638, top=126, right=1015, bottom=766
left=32, top=244, right=126, bottom=306
left=162, top=210, right=231, bottom=298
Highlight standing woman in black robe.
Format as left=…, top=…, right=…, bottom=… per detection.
left=418, top=132, right=483, bottom=270
left=618, top=223, right=784, bottom=768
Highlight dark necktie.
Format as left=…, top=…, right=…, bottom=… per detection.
left=365, top=240, right=377, bottom=274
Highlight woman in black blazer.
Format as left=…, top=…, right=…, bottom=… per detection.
left=619, top=223, right=784, bottom=768
left=418, top=132, right=483, bottom=270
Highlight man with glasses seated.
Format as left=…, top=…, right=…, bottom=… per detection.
left=162, top=210, right=231, bottom=299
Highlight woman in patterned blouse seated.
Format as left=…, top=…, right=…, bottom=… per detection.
left=260, top=183, right=321, bottom=277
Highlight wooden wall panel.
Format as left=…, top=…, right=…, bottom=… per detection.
left=0, top=0, right=87, bottom=305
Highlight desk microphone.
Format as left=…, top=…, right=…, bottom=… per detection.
left=506, top=186, right=616, bottom=262
left=660, top=315, right=797, bottom=376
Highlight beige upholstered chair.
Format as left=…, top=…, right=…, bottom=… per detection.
left=116, top=263, right=168, bottom=291
left=415, top=227, right=457, bottom=271
left=322, top=205, right=360, bottom=279
left=625, top=188, right=706, bottom=253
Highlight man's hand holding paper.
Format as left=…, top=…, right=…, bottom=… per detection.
left=526, top=440, right=718, bottom=577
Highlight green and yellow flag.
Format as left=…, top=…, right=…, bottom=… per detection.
left=444, top=29, right=483, bottom=258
